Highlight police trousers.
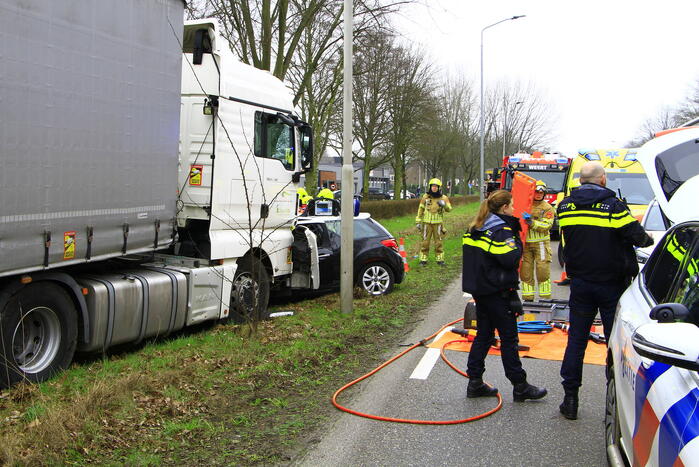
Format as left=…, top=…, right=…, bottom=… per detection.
left=560, top=277, right=627, bottom=392
left=467, top=292, right=527, bottom=385
left=420, top=223, right=444, bottom=262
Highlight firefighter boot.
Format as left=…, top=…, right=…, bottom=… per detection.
left=467, top=378, right=498, bottom=398
left=513, top=382, right=548, bottom=402
left=559, top=390, right=578, bottom=420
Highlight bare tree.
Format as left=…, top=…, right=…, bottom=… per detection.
left=349, top=30, right=396, bottom=195
left=385, top=44, right=434, bottom=198
left=627, top=78, right=699, bottom=146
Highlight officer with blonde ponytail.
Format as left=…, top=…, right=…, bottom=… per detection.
left=462, top=190, right=547, bottom=402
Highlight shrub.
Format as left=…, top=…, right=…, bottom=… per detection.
left=362, top=195, right=478, bottom=220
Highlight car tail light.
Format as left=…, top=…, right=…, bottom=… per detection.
left=381, top=238, right=399, bottom=252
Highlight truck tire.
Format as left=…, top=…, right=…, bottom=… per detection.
left=0, top=283, right=78, bottom=389
left=229, top=259, right=271, bottom=323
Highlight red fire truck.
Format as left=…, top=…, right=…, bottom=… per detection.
left=490, top=151, right=571, bottom=238
left=495, top=151, right=571, bottom=205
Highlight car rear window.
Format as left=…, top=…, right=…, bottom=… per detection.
left=354, top=219, right=386, bottom=239
left=324, top=218, right=390, bottom=240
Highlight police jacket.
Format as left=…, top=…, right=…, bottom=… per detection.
left=462, top=213, right=522, bottom=296
left=557, top=183, right=653, bottom=283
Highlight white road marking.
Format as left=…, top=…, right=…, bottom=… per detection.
left=409, top=326, right=454, bottom=380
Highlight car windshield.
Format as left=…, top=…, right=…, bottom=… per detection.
left=604, top=172, right=655, bottom=205
left=517, top=170, right=566, bottom=192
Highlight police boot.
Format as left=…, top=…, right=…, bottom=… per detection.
left=513, top=382, right=547, bottom=402
left=559, top=390, right=578, bottom=420
left=467, top=378, right=498, bottom=398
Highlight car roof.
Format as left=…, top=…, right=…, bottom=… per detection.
left=297, top=212, right=372, bottom=223
left=636, top=127, right=699, bottom=224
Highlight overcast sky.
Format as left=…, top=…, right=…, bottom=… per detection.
left=392, top=0, right=699, bottom=156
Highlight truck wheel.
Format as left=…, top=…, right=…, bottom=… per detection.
left=357, top=262, right=395, bottom=296
left=605, top=370, right=624, bottom=464
left=229, top=259, right=271, bottom=323
left=0, top=283, right=78, bottom=388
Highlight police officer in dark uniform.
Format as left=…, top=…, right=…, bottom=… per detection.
left=462, top=190, right=547, bottom=402
left=557, top=161, right=653, bottom=420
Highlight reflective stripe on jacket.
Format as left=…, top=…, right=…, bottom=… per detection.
left=462, top=213, right=522, bottom=296
left=415, top=194, right=452, bottom=224
left=526, top=200, right=554, bottom=242
left=557, top=183, right=653, bottom=283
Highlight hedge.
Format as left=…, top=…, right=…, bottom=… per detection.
left=361, top=195, right=479, bottom=220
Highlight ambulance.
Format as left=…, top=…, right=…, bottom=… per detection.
left=564, top=149, right=654, bottom=221
left=605, top=128, right=699, bottom=466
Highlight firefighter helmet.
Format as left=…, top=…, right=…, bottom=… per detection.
left=535, top=180, right=547, bottom=192
left=428, top=178, right=442, bottom=188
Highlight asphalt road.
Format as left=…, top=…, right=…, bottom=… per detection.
left=294, top=241, right=608, bottom=467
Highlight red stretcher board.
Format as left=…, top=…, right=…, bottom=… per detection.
left=511, top=171, right=536, bottom=245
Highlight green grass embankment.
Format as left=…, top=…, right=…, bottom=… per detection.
left=0, top=201, right=479, bottom=466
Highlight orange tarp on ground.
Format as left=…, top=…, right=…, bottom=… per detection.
left=428, top=328, right=606, bottom=366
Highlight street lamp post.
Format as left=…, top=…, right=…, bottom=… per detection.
left=479, top=15, right=525, bottom=201
left=503, top=100, right=524, bottom=158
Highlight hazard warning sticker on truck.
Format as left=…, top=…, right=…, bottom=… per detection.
left=63, top=231, right=76, bottom=260
left=189, top=165, right=203, bottom=186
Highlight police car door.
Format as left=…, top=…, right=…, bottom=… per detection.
left=616, top=223, right=699, bottom=466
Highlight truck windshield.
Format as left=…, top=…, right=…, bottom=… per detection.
left=517, top=170, right=566, bottom=192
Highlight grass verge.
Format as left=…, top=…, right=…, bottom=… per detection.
left=0, top=202, right=478, bottom=466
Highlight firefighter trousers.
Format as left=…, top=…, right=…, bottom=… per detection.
left=520, top=240, right=551, bottom=299
left=420, top=223, right=444, bottom=262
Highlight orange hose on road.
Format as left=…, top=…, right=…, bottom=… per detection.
left=332, top=318, right=502, bottom=425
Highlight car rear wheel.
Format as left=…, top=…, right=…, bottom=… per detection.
left=605, top=369, right=626, bottom=465
left=357, top=262, right=395, bottom=296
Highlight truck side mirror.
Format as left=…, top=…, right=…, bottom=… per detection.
left=300, top=125, right=313, bottom=171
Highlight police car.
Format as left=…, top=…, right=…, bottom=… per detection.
left=606, top=127, right=699, bottom=466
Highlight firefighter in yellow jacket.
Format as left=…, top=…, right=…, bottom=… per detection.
left=415, top=178, right=452, bottom=265
left=520, top=180, right=554, bottom=300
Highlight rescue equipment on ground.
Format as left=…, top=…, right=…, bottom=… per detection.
left=332, top=317, right=503, bottom=425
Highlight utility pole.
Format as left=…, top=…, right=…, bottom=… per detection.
left=340, top=0, right=354, bottom=315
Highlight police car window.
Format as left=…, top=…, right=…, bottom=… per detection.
left=643, top=202, right=666, bottom=231
left=655, top=139, right=699, bottom=201
left=671, top=227, right=699, bottom=326
left=644, top=226, right=695, bottom=303
left=254, top=111, right=295, bottom=170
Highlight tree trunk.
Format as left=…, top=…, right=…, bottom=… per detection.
left=392, top=153, right=404, bottom=199
left=362, top=163, right=371, bottom=196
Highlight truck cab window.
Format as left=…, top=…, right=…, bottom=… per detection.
left=254, top=112, right=295, bottom=170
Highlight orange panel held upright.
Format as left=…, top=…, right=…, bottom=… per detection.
left=510, top=171, right=536, bottom=245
